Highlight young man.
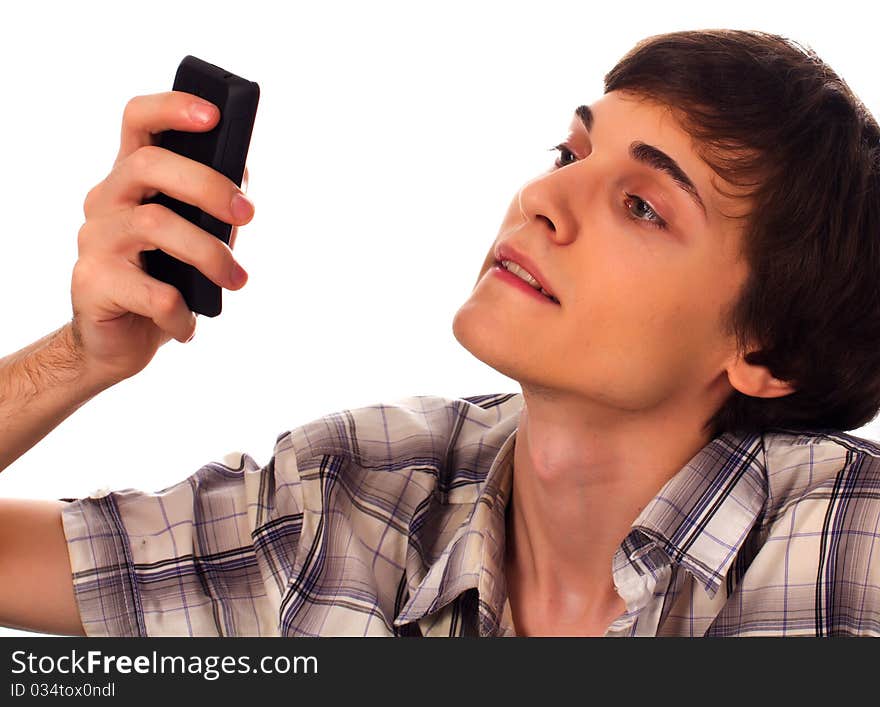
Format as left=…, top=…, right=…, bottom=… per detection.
left=1, top=29, right=879, bottom=637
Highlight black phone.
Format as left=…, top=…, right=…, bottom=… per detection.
left=142, top=55, right=260, bottom=317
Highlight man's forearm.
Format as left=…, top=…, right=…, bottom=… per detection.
left=0, top=323, right=107, bottom=473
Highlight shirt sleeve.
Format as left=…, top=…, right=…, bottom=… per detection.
left=59, top=436, right=305, bottom=637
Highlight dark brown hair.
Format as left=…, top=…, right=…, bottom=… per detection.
left=604, top=29, right=880, bottom=438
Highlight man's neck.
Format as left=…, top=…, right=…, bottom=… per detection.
left=503, top=384, right=722, bottom=632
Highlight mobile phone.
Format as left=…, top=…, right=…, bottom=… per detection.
left=142, top=55, right=260, bottom=317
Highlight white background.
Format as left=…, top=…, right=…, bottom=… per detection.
left=1, top=0, right=878, bottom=636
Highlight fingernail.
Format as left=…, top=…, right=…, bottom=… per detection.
left=185, top=315, right=197, bottom=342
left=189, top=102, right=217, bottom=124
left=231, top=193, right=254, bottom=222
left=230, top=262, right=248, bottom=287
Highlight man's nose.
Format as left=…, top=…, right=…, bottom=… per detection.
left=515, top=163, right=591, bottom=247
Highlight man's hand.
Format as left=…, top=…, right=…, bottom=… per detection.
left=70, top=91, right=254, bottom=387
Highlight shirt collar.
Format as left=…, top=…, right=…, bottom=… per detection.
left=629, top=431, right=768, bottom=597
left=394, top=423, right=768, bottom=630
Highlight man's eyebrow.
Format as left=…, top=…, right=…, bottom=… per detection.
left=575, top=104, right=707, bottom=219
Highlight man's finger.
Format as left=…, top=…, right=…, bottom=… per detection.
left=114, top=91, right=220, bottom=168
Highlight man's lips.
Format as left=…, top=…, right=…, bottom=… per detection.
left=492, top=243, right=560, bottom=304
left=490, top=263, right=561, bottom=305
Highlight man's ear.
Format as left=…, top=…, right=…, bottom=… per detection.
left=725, top=350, right=797, bottom=399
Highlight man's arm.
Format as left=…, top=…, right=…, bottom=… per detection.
left=0, top=91, right=255, bottom=635
left=0, top=498, right=84, bottom=635
left=0, top=323, right=106, bottom=473
left=0, top=323, right=106, bottom=635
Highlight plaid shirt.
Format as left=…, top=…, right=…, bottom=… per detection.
left=61, top=392, right=880, bottom=636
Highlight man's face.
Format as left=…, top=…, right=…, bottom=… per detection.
left=452, top=90, right=751, bottom=412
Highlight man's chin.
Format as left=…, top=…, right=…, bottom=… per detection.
left=451, top=306, right=524, bottom=381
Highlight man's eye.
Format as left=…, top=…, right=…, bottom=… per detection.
left=549, top=143, right=576, bottom=169
left=623, top=193, right=669, bottom=231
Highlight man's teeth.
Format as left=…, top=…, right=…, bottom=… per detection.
left=501, top=260, right=541, bottom=289
left=500, top=259, right=559, bottom=303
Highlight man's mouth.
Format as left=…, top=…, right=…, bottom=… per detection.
left=496, top=259, right=560, bottom=304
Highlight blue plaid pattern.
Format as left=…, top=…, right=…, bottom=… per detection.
left=60, top=393, right=880, bottom=636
